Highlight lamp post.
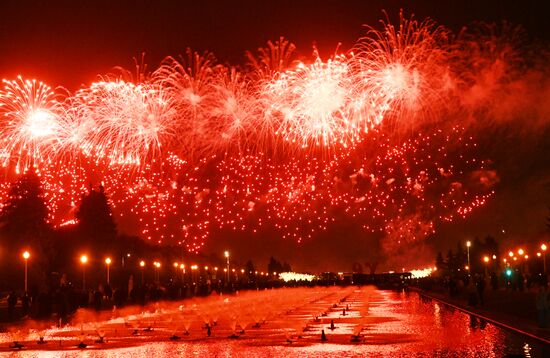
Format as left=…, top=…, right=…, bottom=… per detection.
left=483, top=256, right=489, bottom=276
left=466, top=241, right=471, bottom=276
left=154, top=261, right=161, bottom=285
left=105, top=257, right=112, bottom=285
left=140, top=260, right=145, bottom=285
left=22, top=251, right=30, bottom=293
left=542, top=244, right=547, bottom=274
left=180, top=263, right=185, bottom=283
left=224, top=251, right=230, bottom=283
left=191, top=264, right=198, bottom=284
left=80, top=255, right=88, bottom=290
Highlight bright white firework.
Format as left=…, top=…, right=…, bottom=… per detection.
left=75, top=79, right=177, bottom=166
left=264, top=54, right=358, bottom=149
left=0, top=76, right=67, bottom=171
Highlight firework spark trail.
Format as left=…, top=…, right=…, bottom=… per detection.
left=350, top=11, right=453, bottom=132
left=0, top=12, right=521, bottom=251
left=214, top=154, right=334, bottom=241
left=328, top=127, right=496, bottom=253
left=73, top=79, right=178, bottom=166
left=101, top=153, right=216, bottom=252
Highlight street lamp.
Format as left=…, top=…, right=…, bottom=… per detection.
left=80, top=255, right=88, bottom=290
left=22, top=251, right=30, bottom=293
left=483, top=256, right=489, bottom=276
left=224, top=250, right=230, bottom=283
left=139, top=260, right=146, bottom=285
left=105, top=257, right=112, bottom=285
left=191, top=264, right=198, bottom=284
left=466, top=241, right=471, bottom=275
left=541, top=244, right=547, bottom=273
left=153, top=261, right=161, bottom=284
left=518, top=248, right=524, bottom=256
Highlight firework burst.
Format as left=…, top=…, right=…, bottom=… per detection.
left=0, top=76, right=69, bottom=171
left=0, top=12, right=516, bottom=253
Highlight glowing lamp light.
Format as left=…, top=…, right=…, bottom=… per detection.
left=105, top=257, right=112, bottom=265
left=224, top=251, right=230, bottom=258
left=214, top=267, right=218, bottom=271
left=465, top=265, right=469, bottom=270
left=524, top=255, right=529, bottom=260
left=492, top=255, right=497, bottom=260
left=542, top=244, right=548, bottom=251
left=140, top=260, right=146, bottom=267
left=22, top=251, right=30, bottom=260
left=80, top=255, right=88, bottom=264
left=466, top=241, right=471, bottom=248
left=508, top=251, right=514, bottom=257
left=506, top=269, right=512, bottom=277
left=174, top=262, right=179, bottom=268
left=518, top=249, right=524, bottom=255
left=483, top=256, right=489, bottom=263
left=537, top=252, right=542, bottom=257
left=240, top=269, right=244, bottom=273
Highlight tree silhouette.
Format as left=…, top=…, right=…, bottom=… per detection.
left=446, top=249, right=455, bottom=272
left=455, top=242, right=466, bottom=270
left=282, top=262, right=292, bottom=272
left=435, top=252, right=446, bottom=272
left=76, top=184, right=117, bottom=250
left=267, top=256, right=283, bottom=274
left=0, top=171, right=50, bottom=246
left=0, top=172, right=54, bottom=285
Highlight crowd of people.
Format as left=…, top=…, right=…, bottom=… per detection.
left=1, top=273, right=292, bottom=324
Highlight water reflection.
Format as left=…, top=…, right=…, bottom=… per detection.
left=0, top=287, right=547, bottom=357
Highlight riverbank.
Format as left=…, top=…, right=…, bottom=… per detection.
left=411, top=286, right=550, bottom=344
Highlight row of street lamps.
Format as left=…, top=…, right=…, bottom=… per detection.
left=18, top=249, right=278, bottom=292
left=464, top=240, right=548, bottom=274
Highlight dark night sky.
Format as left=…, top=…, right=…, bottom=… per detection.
left=1, top=0, right=549, bottom=89
left=0, top=0, right=549, bottom=271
